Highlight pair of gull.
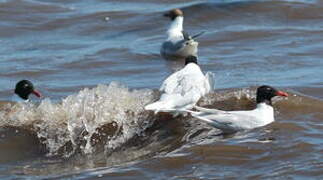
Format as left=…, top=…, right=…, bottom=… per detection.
left=145, top=9, right=288, bottom=134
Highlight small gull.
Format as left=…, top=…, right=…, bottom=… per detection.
left=160, top=9, right=205, bottom=60
left=12, top=80, right=42, bottom=102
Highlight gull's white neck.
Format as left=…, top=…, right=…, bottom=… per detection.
left=185, top=62, right=200, bottom=69
left=255, top=102, right=274, bottom=125
left=256, top=102, right=273, bottom=111
left=167, top=16, right=184, bottom=41
left=11, top=94, right=29, bottom=103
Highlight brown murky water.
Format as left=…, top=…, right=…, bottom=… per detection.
left=0, top=0, right=322, bottom=179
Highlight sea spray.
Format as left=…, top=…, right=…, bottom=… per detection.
left=0, top=82, right=156, bottom=157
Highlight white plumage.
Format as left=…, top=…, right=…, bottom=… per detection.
left=187, top=104, right=275, bottom=134
left=145, top=57, right=214, bottom=114
left=185, top=85, right=288, bottom=134
left=160, top=9, right=200, bottom=59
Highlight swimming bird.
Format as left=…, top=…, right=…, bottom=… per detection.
left=160, top=8, right=204, bottom=60
left=145, top=56, right=214, bottom=114
left=186, top=85, right=288, bottom=134
left=12, top=80, right=42, bottom=102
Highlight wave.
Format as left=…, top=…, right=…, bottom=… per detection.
left=0, top=83, right=321, bottom=161
left=0, top=82, right=156, bottom=157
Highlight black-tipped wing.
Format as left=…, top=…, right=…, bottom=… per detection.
left=182, top=31, right=192, bottom=40
left=182, top=31, right=206, bottom=40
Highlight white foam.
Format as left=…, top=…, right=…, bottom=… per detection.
left=0, top=82, right=155, bottom=156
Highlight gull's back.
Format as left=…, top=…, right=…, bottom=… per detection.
left=160, top=63, right=210, bottom=96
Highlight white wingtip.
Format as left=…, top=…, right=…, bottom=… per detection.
left=144, top=101, right=162, bottom=111
left=145, top=101, right=181, bottom=114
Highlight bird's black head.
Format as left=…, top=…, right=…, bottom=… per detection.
left=185, top=55, right=198, bottom=65
left=163, top=8, right=183, bottom=21
left=256, top=85, right=288, bottom=105
left=15, top=80, right=41, bottom=100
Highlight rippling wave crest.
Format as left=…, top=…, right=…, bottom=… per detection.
left=1, top=83, right=322, bottom=159
left=0, top=82, right=155, bottom=157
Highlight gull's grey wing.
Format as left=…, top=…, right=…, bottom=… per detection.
left=161, top=38, right=198, bottom=58
left=189, top=110, right=259, bottom=133
left=194, top=106, right=225, bottom=114
left=162, top=41, right=181, bottom=52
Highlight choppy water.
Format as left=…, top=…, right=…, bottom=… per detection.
left=0, top=0, right=322, bottom=179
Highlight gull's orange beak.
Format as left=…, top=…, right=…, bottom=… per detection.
left=276, top=91, right=288, bottom=97
left=32, top=90, right=42, bottom=98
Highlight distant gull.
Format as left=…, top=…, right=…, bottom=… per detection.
left=145, top=56, right=214, bottom=115
left=186, top=85, right=288, bottom=134
left=160, top=8, right=205, bottom=60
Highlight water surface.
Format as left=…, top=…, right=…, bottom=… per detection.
left=0, top=0, right=322, bottom=179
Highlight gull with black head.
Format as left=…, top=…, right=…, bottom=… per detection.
left=12, top=80, right=42, bottom=102
left=186, top=85, right=288, bottom=134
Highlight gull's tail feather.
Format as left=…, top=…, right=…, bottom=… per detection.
left=183, top=31, right=206, bottom=41
left=144, top=101, right=178, bottom=114
left=205, top=72, right=215, bottom=91
left=191, top=31, right=206, bottom=39
left=145, top=102, right=192, bottom=117
left=145, top=101, right=167, bottom=111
